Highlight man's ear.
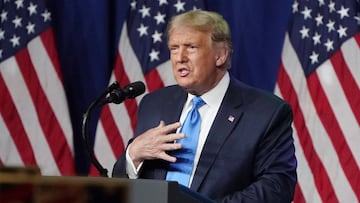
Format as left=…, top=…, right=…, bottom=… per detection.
left=215, top=46, right=229, bottom=66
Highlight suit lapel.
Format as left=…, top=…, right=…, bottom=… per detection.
left=154, top=86, right=188, bottom=180
left=190, top=79, right=244, bottom=191
left=162, top=88, right=187, bottom=124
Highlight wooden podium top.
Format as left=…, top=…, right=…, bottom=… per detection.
left=0, top=166, right=205, bottom=203
left=0, top=167, right=128, bottom=203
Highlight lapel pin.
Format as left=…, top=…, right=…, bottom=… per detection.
left=228, top=115, right=235, bottom=123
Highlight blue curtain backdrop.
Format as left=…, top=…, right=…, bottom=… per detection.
left=45, top=0, right=293, bottom=175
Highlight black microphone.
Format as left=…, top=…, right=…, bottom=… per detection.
left=82, top=81, right=145, bottom=177
left=107, top=81, right=145, bottom=104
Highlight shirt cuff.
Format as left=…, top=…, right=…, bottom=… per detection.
left=126, top=144, right=143, bottom=179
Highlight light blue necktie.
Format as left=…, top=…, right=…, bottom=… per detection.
left=166, top=96, right=205, bottom=187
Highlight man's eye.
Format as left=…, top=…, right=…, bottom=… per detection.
left=170, top=47, right=178, bottom=51
left=189, top=46, right=197, bottom=50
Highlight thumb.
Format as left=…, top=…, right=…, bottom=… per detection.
left=157, top=120, right=165, bottom=128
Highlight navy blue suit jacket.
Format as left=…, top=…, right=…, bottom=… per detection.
left=113, top=77, right=297, bottom=203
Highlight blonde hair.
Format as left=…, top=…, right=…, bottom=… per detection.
left=167, top=10, right=233, bottom=69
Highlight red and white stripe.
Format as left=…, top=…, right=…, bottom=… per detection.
left=91, top=22, right=176, bottom=176
left=0, top=29, right=75, bottom=176
left=275, top=33, right=360, bottom=203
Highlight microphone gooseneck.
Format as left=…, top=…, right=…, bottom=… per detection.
left=82, top=81, right=145, bottom=177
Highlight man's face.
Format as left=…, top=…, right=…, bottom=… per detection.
left=168, top=27, right=227, bottom=95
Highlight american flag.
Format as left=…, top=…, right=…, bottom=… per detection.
left=275, top=0, right=360, bottom=202
left=90, top=0, right=205, bottom=176
left=0, top=0, right=74, bottom=175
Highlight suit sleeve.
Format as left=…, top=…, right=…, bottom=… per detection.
left=112, top=139, right=132, bottom=178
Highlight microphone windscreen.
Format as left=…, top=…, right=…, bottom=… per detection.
left=124, top=81, right=146, bottom=98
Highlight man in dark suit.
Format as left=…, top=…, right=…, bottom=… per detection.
left=113, top=10, right=297, bottom=203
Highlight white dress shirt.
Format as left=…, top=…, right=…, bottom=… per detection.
left=126, top=72, right=230, bottom=187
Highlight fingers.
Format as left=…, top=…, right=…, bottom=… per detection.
left=164, top=132, right=185, bottom=143
left=157, top=120, right=181, bottom=134
left=159, top=152, right=177, bottom=163
left=129, top=120, right=184, bottom=164
left=160, top=141, right=182, bottom=151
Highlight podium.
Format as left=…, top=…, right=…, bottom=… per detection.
left=0, top=167, right=213, bottom=203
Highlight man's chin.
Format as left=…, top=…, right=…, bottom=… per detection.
left=176, top=80, right=191, bottom=89
left=179, top=85, right=200, bottom=96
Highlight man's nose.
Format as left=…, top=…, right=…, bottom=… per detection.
left=176, top=48, right=188, bottom=63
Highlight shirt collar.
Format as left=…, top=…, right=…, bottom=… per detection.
left=186, top=72, right=230, bottom=108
